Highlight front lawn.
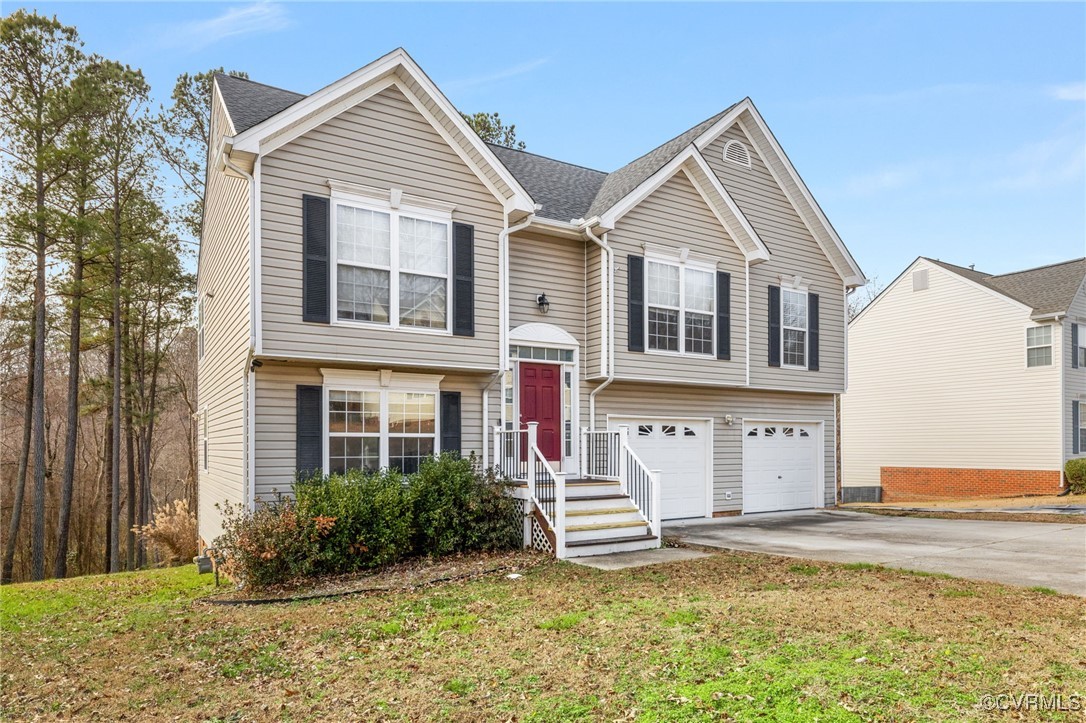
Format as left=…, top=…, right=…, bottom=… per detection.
left=2, top=552, right=1083, bottom=721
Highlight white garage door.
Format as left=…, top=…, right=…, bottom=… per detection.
left=612, top=418, right=710, bottom=520
left=743, top=422, right=821, bottom=513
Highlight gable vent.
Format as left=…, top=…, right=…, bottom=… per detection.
left=912, top=269, right=929, bottom=291
left=723, top=140, right=751, bottom=168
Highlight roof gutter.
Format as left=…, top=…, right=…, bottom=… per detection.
left=580, top=217, right=614, bottom=430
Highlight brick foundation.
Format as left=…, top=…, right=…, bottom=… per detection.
left=880, top=466, right=1062, bottom=502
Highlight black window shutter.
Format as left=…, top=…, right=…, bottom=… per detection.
left=296, top=385, right=323, bottom=478
left=1073, top=324, right=1079, bottom=369
left=768, top=285, right=781, bottom=367
left=302, top=195, right=330, bottom=323
left=1073, top=401, right=1080, bottom=455
left=452, top=223, right=475, bottom=336
left=808, top=292, right=820, bottom=371
left=440, top=391, right=462, bottom=455
left=716, top=271, right=731, bottom=360
left=628, top=255, right=645, bottom=352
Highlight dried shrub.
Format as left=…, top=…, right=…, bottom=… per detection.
left=213, top=497, right=318, bottom=588
left=132, top=499, right=198, bottom=565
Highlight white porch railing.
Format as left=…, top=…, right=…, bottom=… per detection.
left=525, top=423, right=567, bottom=558
left=492, top=426, right=530, bottom=482
left=580, top=428, right=621, bottom=479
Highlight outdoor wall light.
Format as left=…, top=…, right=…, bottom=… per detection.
left=725, top=414, right=734, bottom=426
left=536, top=293, right=550, bottom=315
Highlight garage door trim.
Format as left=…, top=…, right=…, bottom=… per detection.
left=607, top=414, right=714, bottom=520
left=741, top=418, right=825, bottom=514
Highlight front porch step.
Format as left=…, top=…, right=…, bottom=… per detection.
left=564, top=480, right=621, bottom=498
left=566, top=519, right=648, bottom=533
left=563, top=533, right=660, bottom=558
left=565, top=506, right=639, bottom=517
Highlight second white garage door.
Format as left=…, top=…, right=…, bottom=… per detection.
left=610, top=418, right=711, bottom=520
left=742, top=422, right=821, bottom=513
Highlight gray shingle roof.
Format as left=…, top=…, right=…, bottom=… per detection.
left=927, top=257, right=1086, bottom=315
left=214, top=73, right=743, bottom=223
left=216, top=74, right=304, bottom=134
left=486, top=144, right=607, bottom=222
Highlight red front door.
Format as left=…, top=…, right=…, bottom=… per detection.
left=519, top=362, right=562, bottom=462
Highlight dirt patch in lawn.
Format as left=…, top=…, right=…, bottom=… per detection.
left=205, top=550, right=548, bottom=604
left=849, top=506, right=1086, bottom=525
left=3, top=550, right=1084, bottom=722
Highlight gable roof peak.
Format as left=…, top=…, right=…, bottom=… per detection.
left=925, top=255, right=1086, bottom=315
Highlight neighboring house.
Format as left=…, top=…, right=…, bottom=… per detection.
left=197, top=49, right=866, bottom=558
left=842, top=257, right=1086, bottom=503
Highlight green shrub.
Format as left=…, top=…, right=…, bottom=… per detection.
left=409, top=453, right=522, bottom=557
left=294, top=469, right=413, bottom=571
left=214, top=498, right=317, bottom=588
left=1066, top=458, right=1086, bottom=494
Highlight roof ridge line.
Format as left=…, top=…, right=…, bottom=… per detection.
left=989, top=257, right=1086, bottom=278
left=217, top=73, right=304, bottom=97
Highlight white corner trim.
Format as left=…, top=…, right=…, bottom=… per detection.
left=327, top=179, right=457, bottom=215
left=319, top=367, right=444, bottom=391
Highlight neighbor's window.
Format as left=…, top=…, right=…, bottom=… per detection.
left=782, top=289, right=808, bottom=368
left=646, top=258, right=715, bottom=355
left=334, top=201, right=449, bottom=329
left=1026, top=325, right=1052, bottom=367
left=326, top=388, right=437, bottom=475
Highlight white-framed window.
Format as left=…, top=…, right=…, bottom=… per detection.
left=1077, top=325, right=1085, bottom=368
left=1026, top=325, right=1052, bottom=367
left=1079, top=404, right=1086, bottom=453
left=781, top=288, right=808, bottom=368
left=332, top=197, right=451, bottom=331
left=196, top=297, right=204, bottom=360
left=322, top=370, right=441, bottom=476
left=200, top=407, right=208, bottom=472
left=646, top=256, right=715, bottom=356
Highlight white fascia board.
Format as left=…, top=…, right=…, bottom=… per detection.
left=686, top=150, right=771, bottom=263
left=229, top=48, right=536, bottom=216
left=693, top=100, right=867, bottom=288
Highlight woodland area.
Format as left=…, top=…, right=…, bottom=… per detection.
left=0, top=10, right=524, bottom=584
left=0, top=10, right=233, bottom=583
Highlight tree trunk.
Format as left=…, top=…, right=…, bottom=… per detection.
left=102, top=388, right=113, bottom=573
left=124, top=374, right=136, bottom=571
left=2, top=330, right=36, bottom=584
left=30, top=143, right=49, bottom=582
left=110, top=189, right=122, bottom=573
left=54, top=225, right=85, bottom=579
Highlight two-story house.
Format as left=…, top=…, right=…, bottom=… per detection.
left=842, top=256, right=1086, bottom=503
left=198, top=49, right=866, bottom=558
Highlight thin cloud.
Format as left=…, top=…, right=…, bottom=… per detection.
left=443, top=58, right=549, bottom=92
left=159, top=2, right=291, bottom=51
left=1048, top=82, right=1086, bottom=102
left=988, top=129, right=1086, bottom=191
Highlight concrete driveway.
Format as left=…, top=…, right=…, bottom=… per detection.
left=665, top=510, right=1086, bottom=595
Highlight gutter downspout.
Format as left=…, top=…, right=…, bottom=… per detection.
left=222, top=151, right=258, bottom=510
left=582, top=220, right=614, bottom=431
left=487, top=212, right=536, bottom=466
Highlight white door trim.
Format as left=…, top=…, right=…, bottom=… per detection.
left=607, top=414, right=714, bottom=519
left=741, top=418, right=825, bottom=514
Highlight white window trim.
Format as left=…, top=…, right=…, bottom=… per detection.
left=1025, top=323, right=1053, bottom=368
left=200, top=406, right=208, bottom=473
left=1076, top=323, right=1085, bottom=367
left=780, top=280, right=809, bottom=370
left=319, top=369, right=443, bottom=474
left=643, top=247, right=717, bottom=358
left=329, top=188, right=454, bottom=336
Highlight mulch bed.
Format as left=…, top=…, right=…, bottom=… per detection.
left=200, top=549, right=549, bottom=605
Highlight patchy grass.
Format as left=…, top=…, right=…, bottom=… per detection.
left=2, top=552, right=1084, bottom=721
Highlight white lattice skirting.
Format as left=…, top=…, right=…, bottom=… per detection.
left=531, top=516, right=553, bottom=553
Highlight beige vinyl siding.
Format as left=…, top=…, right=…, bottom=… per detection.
left=508, top=231, right=586, bottom=345
left=609, top=171, right=747, bottom=387
left=842, top=261, right=1062, bottom=490
left=589, top=381, right=836, bottom=512
left=1064, top=282, right=1086, bottom=465
left=585, top=243, right=604, bottom=379
left=259, top=85, right=503, bottom=370
left=253, top=363, right=491, bottom=502
left=705, top=125, right=846, bottom=393
left=197, top=91, right=251, bottom=543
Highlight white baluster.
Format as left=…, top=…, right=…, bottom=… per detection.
left=554, top=471, right=567, bottom=559
left=526, top=422, right=539, bottom=502
left=492, top=425, right=501, bottom=477
left=618, top=425, right=630, bottom=496
left=651, top=469, right=663, bottom=540
left=579, top=427, right=588, bottom=478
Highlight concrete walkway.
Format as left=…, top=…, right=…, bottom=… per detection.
left=665, top=510, right=1086, bottom=595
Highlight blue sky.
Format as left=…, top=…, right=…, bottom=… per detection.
left=19, top=1, right=1086, bottom=286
